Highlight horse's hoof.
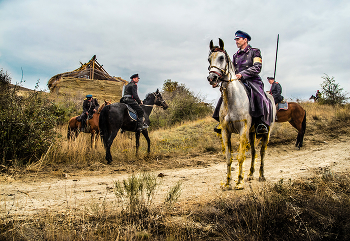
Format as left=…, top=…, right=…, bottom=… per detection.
left=220, top=182, right=232, bottom=190
left=259, top=176, right=266, bottom=182
left=235, top=183, right=244, bottom=190
left=247, top=176, right=254, bottom=181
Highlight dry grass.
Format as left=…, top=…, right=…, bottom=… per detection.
left=20, top=102, right=350, bottom=174
left=2, top=102, right=350, bottom=240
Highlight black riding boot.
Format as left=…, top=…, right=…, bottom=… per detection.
left=256, top=121, right=269, bottom=135
left=137, top=118, right=148, bottom=131
left=81, top=119, right=86, bottom=132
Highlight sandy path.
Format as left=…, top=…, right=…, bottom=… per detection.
left=1, top=136, right=349, bottom=218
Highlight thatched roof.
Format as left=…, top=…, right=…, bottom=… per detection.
left=48, top=55, right=127, bottom=90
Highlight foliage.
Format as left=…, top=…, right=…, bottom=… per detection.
left=114, top=172, right=158, bottom=215
left=149, top=79, right=213, bottom=128
left=318, top=74, right=349, bottom=105
left=0, top=69, right=61, bottom=165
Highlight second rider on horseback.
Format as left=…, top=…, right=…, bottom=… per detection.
left=120, top=73, right=148, bottom=131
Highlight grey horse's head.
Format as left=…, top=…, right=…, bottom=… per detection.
left=207, top=38, right=229, bottom=88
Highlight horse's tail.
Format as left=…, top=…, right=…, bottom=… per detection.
left=302, top=110, right=306, bottom=133
left=99, top=104, right=110, bottom=147
left=67, top=125, right=71, bottom=140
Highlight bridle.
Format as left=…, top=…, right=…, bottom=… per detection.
left=142, top=91, right=167, bottom=107
left=208, top=48, right=233, bottom=83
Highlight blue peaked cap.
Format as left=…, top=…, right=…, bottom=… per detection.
left=86, top=94, right=93, bottom=98
left=234, top=30, right=251, bottom=41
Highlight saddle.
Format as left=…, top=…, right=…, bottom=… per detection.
left=276, top=101, right=288, bottom=111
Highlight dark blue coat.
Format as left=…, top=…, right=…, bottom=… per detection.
left=232, top=45, right=272, bottom=125
left=269, top=81, right=283, bottom=104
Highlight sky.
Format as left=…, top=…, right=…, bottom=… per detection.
left=1, top=0, right=349, bottom=105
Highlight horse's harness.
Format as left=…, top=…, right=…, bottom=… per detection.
left=208, top=48, right=234, bottom=83
left=142, top=91, right=166, bottom=107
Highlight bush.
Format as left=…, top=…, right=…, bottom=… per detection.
left=0, top=69, right=61, bottom=165
left=318, top=74, right=349, bottom=105
left=149, top=79, right=213, bottom=129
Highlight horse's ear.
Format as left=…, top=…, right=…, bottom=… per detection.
left=210, top=40, right=214, bottom=50
left=156, top=88, right=159, bottom=93
left=219, top=38, right=224, bottom=49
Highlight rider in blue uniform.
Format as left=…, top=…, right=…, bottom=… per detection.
left=213, top=30, right=273, bottom=134
left=77, top=94, right=99, bottom=132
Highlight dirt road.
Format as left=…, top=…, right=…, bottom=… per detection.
left=1, top=135, right=349, bottom=218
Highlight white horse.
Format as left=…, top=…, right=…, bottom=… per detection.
left=207, top=38, right=276, bottom=190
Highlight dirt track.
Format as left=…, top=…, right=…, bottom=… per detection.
left=1, top=135, right=349, bottom=218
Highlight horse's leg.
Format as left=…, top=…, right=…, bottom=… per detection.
left=221, top=128, right=233, bottom=189
left=299, top=111, right=306, bottom=148
left=247, top=131, right=256, bottom=180
left=91, top=131, right=95, bottom=149
left=135, top=131, right=141, bottom=156
left=235, top=131, right=249, bottom=190
left=259, top=133, right=270, bottom=182
left=105, top=130, right=119, bottom=164
left=289, top=119, right=302, bottom=149
left=141, top=130, right=151, bottom=154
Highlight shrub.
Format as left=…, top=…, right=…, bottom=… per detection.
left=149, top=79, right=213, bottom=129
left=0, top=69, right=60, bottom=165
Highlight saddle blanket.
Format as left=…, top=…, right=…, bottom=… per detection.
left=277, top=101, right=288, bottom=111
left=125, top=104, right=137, bottom=121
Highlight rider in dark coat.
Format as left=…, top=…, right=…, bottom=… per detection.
left=213, top=30, right=273, bottom=135
left=268, top=77, right=284, bottom=104
left=77, top=94, right=99, bottom=132
left=120, top=73, right=148, bottom=131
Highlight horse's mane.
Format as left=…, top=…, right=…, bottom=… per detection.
left=144, top=92, right=153, bottom=101
left=97, top=100, right=111, bottom=113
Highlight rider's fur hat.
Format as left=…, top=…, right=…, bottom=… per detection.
left=267, top=77, right=275, bottom=80
left=130, top=74, right=139, bottom=79
left=234, top=30, right=251, bottom=41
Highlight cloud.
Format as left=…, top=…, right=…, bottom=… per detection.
left=1, top=0, right=349, bottom=101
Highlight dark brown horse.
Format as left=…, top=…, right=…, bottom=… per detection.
left=67, top=100, right=111, bottom=147
left=275, top=102, right=306, bottom=149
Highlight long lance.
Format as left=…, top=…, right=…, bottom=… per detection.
left=273, top=34, right=279, bottom=80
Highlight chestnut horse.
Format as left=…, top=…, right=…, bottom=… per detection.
left=275, top=102, right=306, bottom=149
left=67, top=100, right=111, bottom=147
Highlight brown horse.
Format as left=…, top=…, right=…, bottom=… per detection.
left=67, top=100, right=111, bottom=147
left=275, top=102, right=306, bottom=149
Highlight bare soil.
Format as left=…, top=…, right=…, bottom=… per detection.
left=1, top=132, right=350, bottom=219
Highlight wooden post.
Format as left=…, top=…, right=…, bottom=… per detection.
left=92, top=59, right=95, bottom=80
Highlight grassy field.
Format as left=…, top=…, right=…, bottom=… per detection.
left=1, top=102, right=350, bottom=240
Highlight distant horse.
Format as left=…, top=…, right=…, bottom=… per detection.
left=309, top=95, right=318, bottom=102
left=67, top=100, right=111, bottom=147
left=207, top=39, right=276, bottom=190
left=99, top=89, right=168, bottom=164
left=275, top=102, right=306, bottom=149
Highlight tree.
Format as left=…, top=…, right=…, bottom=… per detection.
left=319, top=74, right=349, bottom=105
left=149, top=79, right=213, bottom=128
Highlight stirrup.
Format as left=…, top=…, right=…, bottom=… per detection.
left=256, top=123, right=268, bottom=134
left=214, top=123, right=222, bottom=134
